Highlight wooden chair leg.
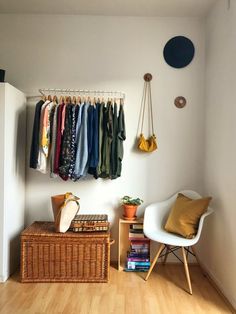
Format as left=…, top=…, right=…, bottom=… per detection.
left=163, top=245, right=170, bottom=265
left=191, top=246, right=207, bottom=277
left=145, top=243, right=165, bottom=281
left=181, top=247, right=192, bottom=295
left=185, top=246, right=189, bottom=262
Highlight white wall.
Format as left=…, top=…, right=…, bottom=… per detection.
left=0, top=85, right=6, bottom=281
left=197, top=0, right=236, bottom=307
left=0, top=83, right=26, bottom=281
left=0, top=14, right=206, bottom=260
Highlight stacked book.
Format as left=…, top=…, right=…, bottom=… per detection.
left=126, top=224, right=150, bottom=272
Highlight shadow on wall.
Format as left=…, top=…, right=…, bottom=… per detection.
left=15, top=106, right=26, bottom=184
left=110, top=212, right=120, bottom=264
left=7, top=104, right=27, bottom=278
left=9, top=234, right=21, bottom=276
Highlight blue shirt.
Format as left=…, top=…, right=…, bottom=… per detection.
left=74, top=102, right=90, bottom=179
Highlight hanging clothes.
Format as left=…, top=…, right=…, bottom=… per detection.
left=29, top=96, right=126, bottom=181
left=37, top=100, right=52, bottom=174
left=50, top=104, right=59, bottom=178
left=87, top=104, right=94, bottom=168
left=30, top=99, right=45, bottom=169
left=100, top=102, right=113, bottom=178
left=88, top=103, right=99, bottom=176
left=110, top=102, right=119, bottom=179
left=71, top=102, right=83, bottom=180
left=96, top=102, right=105, bottom=178
left=59, top=104, right=73, bottom=180
left=74, top=102, right=90, bottom=179
left=54, top=103, right=65, bottom=174
left=117, top=104, right=126, bottom=177
left=68, top=104, right=79, bottom=179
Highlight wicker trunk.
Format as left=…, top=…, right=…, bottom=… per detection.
left=21, top=221, right=111, bottom=283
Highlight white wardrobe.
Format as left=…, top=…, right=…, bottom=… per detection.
left=0, top=83, right=26, bottom=282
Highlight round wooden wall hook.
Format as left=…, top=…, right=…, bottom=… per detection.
left=174, top=96, right=186, bottom=108
left=144, top=73, right=152, bottom=82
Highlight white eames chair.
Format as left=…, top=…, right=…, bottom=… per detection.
left=143, top=190, right=213, bottom=294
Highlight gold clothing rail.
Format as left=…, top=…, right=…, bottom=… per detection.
left=38, top=88, right=125, bottom=100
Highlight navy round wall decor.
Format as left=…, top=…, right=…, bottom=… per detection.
left=163, top=36, right=195, bottom=68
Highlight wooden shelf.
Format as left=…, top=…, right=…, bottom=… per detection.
left=118, top=217, right=144, bottom=271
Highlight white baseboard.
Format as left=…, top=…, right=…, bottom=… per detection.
left=198, top=260, right=236, bottom=311
left=0, top=274, right=8, bottom=283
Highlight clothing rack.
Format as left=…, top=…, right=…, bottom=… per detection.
left=30, top=87, right=126, bottom=181
left=39, top=88, right=125, bottom=100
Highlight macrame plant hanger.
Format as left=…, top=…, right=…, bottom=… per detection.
left=137, top=73, right=157, bottom=153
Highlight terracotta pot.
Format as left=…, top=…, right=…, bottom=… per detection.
left=123, top=204, right=138, bottom=219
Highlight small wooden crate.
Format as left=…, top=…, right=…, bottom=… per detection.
left=21, top=221, right=111, bottom=283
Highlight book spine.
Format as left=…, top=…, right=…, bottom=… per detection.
left=130, top=240, right=150, bottom=244
left=129, top=229, right=144, bottom=233
left=124, top=268, right=148, bottom=272
left=127, top=253, right=150, bottom=258
left=127, top=261, right=150, bottom=266
left=127, top=258, right=149, bottom=262
left=129, top=234, right=146, bottom=238
left=130, top=247, right=149, bottom=251
left=131, top=224, right=143, bottom=230
left=130, top=230, right=145, bottom=233
left=127, top=263, right=150, bottom=270
left=130, top=251, right=149, bottom=255
left=131, top=244, right=149, bottom=248
left=131, top=244, right=149, bottom=246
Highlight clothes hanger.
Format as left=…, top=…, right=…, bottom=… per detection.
left=65, top=96, right=70, bottom=104
left=72, top=96, right=77, bottom=104
left=53, top=95, right=58, bottom=103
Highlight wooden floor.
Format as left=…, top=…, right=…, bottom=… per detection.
left=0, top=264, right=233, bottom=314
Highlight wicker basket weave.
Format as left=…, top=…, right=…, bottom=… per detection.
left=21, top=221, right=111, bottom=283
left=70, top=214, right=109, bottom=232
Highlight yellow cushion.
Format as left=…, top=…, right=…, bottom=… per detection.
left=164, top=193, right=212, bottom=238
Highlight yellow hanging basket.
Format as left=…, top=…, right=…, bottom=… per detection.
left=138, top=134, right=157, bottom=153
left=137, top=73, right=157, bottom=153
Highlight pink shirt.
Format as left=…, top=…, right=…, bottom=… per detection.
left=61, top=104, right=66, bottom=134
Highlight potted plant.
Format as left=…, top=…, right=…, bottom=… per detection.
left=121, top=196, right=143, bottom=220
